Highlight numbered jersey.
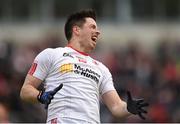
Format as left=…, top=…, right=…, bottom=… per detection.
left=30, top=46, right=115, bottom=123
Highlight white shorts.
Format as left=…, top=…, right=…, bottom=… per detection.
left=47, top=117, right=94, bottom=124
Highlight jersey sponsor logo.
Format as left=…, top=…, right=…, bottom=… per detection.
left=28, top=62, right=37, bottom=75
left=59, top=63, right=100, bottom=84
left=74, top=64, right=100, bottom=84
left=59, top=63, right=73, bottom=73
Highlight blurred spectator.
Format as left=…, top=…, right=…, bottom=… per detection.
left=148, top=103, right=170, bottom=122
left=0, top=102, right=10, bottom=123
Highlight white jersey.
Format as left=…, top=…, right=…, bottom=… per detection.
left=30, top=46, right=115, bottom=123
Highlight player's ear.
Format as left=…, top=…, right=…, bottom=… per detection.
left=72, top=26, right=80, bottom=36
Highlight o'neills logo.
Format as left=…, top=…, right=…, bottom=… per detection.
left=59, top=63, right=100, bottom=84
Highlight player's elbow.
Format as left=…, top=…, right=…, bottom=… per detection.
left=20, top=84, right=39, bottom=103
left=20, top=86, right=26, bottom=101
left=20, top=84, right=30, bottom=102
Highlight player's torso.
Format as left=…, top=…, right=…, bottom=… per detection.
left=46, top=47, right=103, bottom=123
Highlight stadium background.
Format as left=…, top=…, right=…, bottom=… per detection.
left=0, top=0, right=180, bottom=122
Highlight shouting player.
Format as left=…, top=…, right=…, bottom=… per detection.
left=20, top=9, right=148, bottom=123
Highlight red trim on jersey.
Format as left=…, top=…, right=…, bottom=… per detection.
left=67, top=44, right=89, bottom=56
left=28, top=62, right=37, bottom=75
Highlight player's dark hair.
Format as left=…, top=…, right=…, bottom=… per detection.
left=64, top=9, right=96, bottom=41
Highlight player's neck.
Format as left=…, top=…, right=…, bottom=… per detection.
left=67, top=41, right=90, bottom=56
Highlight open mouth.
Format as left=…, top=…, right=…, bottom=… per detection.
left=91, top=36, right=97, bottom=42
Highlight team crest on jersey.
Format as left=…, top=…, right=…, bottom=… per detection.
left=51, top=118, right=57, bottom=124
left=76, top=56, right=87, bottom=63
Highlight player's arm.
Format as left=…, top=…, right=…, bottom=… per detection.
left=20, top=74, right=42, bottom=103
left=20, top=48, right=63, bottom=109
left=20, top=74, right=63, bottom=109
left=102, top=90, right=130, bottom=118
left=102, top=90, right=149, bottom=119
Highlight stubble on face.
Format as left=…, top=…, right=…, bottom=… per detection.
left=79, top=18, right=100, bottom=52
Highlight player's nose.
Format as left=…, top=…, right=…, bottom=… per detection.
left=96, top=29, right=100, bottom=36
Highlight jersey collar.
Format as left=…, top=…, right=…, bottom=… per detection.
left=66, top=45, right=89, bottom=56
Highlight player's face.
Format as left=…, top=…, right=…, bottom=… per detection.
left=79, top=18, right=100, bottom=52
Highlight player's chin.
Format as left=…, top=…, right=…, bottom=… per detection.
left=90, top=42, right=97, bottom=49
left=88, top=44, right=96, bottom=52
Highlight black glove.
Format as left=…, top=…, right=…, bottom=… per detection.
left=127, top=91, right=149, bottom=120
left=37, top=83, right=63, bottom=109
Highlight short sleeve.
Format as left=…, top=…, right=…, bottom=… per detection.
left=99, top=64, right=115, bottom=96
left=28, top=48, right=53, bottom=80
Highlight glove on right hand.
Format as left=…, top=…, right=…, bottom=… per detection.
left=37, top=83, right=63, bottom=109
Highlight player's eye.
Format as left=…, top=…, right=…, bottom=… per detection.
left=90, top=25, right=96, bottom=29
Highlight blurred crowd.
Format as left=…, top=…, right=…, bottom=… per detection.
left=0, top=33, right=180, bottom=123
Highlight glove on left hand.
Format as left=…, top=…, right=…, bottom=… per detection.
left=127, top=91, right=149, bottom=120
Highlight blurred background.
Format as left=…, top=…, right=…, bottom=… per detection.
left=0, top=0, right=180, bottom=123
